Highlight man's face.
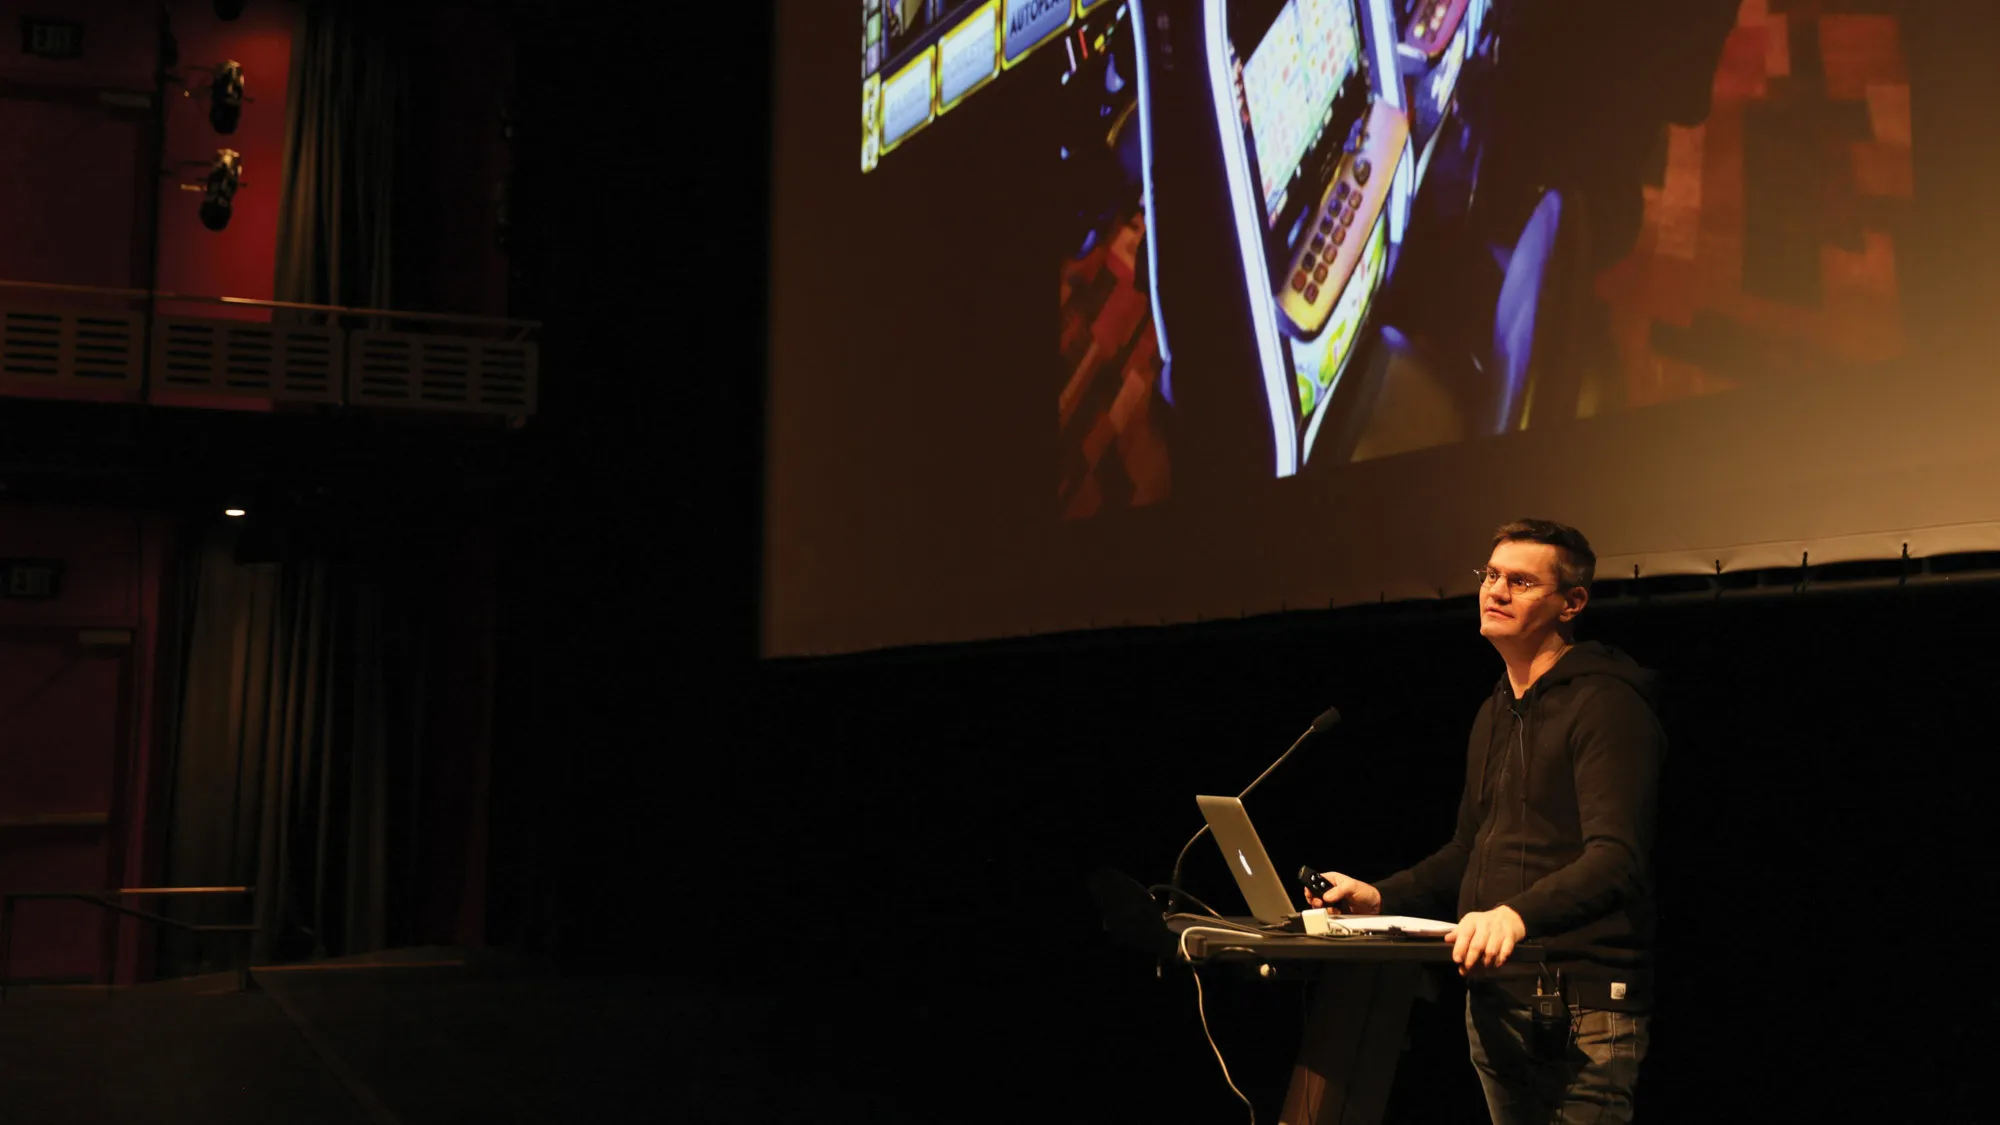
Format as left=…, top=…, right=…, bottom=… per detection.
left=1478, top=540, right=1583, bottom=645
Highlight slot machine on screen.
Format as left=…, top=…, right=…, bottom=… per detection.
left=1391, top=0, right=1483, bottom=197
left=1136, top=0, right=1414, bottom=482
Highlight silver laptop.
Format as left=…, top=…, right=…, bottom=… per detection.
left=1195, top=795, right=1299, bottom=925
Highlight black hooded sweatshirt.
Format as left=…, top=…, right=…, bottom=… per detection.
left=1373, top=641, right=1663, bottom=1012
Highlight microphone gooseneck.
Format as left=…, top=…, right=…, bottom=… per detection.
left=1163, top=707, right=1341, bottom=914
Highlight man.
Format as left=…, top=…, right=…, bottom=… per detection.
left=1306, top=519, right=1663, bottom=1124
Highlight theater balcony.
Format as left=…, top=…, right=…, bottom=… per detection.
left=0, top=280, right=537, bottom=421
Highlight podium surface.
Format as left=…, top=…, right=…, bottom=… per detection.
left=1170, top=915, right=1553, bottom=1125
left=1172, top=914, right=1553, bottom=964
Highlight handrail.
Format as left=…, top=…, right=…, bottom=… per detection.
left=0, top=886, right=257, bottom=999
left=0, top=811, right=110, bottom=829
left=0, top=279, right=151, bottom=300
left=0, top=278, right=540, bottom=333
left=2, top=886, right=253, bottom=897
left=112, top=886, right=253, bottom=896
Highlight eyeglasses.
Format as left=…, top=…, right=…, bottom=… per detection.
left=1474, top=568, right=1557, bottom=596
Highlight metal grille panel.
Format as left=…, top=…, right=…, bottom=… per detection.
left=347, top=332, right=538, bottom=414
left=0, top=306, right=144, bottom=392
left=2, top=304, right=537, bottom=417
left=151, top=318, right=343, bottom=402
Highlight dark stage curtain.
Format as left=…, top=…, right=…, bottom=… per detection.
left=272, top=0, right=409, bottom=313
left=157, top=525, right=488, bottom=973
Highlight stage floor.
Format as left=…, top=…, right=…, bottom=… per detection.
left=0, top=949, right=915, bottom=1125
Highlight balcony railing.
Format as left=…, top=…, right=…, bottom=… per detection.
left=0, top=885, right=257, bottom=996
left=0, top=280, right=539, bottom=417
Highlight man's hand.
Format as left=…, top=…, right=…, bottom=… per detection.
left=1303, top=872, right=1382, bottom=915
left=1445, top=906, right=1526, bottom=974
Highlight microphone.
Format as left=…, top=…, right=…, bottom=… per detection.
left=1164, top=705, right=1341, bottom=914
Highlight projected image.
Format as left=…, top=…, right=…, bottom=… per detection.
left=1297, top=213, right=1389, bottom=428
left=849, top=0, right=1918, bottom=514
left=1242, top=0, right=1359, bottom=221
left=862, top=1, right=885, bottom=78
left=1347, top=0, right=1915, bottom=460
left=1058, top=4, right=1172, bottom=519
left=1055, top=0, right=1480, bottom=508
left=1597, top=4, right=1911, bottom=408
left=861, top=0, right=995, bottom=169
left=885, top=0, right=950, bottom=58
left=861, top=0, right=1083, bottom=175
left=1109, top=0, right=1432, bottom=486
left=1069, top=0, right=1916, bottom=491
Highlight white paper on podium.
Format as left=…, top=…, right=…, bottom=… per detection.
left=1304, top=912, right=1457, bottom=937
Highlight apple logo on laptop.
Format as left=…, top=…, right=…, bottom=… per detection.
left=1238, top=849, right=1253, bottom=878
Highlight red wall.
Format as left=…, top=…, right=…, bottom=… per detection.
left=0, top=506, right=172, bottom=985
left=0, top=98, right=145, bottom=289
left=0, top=1, right=290, bottom=308
left=148, top=2, right=295, bottom=411
left=154, top=2, right=296, bottom=323
left=1, top=0, right=512, bottom=318
left=3, top=1, right=516, bottom=421
left=0, top=0, right=155, bottom=290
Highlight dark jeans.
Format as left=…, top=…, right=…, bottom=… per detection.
left=1465, top=987, right=1649, bottom=1125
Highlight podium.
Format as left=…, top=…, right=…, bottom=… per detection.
left=1170, top=915, right=1554, bottom=1125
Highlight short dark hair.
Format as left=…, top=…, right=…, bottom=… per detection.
left=1492, top=519, right=1596, bottom=592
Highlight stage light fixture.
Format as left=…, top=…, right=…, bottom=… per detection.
left=180, top=148, right=244, bottom=231
left=200, top=149, right=243, bottom=230
left=181, top=60, right=251, bottom=134
left=207, top=60, right=245, bottom=133
left=224, top=507, right=247, bottom=518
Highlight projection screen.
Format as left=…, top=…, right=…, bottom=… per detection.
left=766, top=0, right=2000, bottom=656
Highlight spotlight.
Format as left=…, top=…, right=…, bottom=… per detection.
left=224, top=507, right=247, bottom=518
left=179, top=148, right=244, bottom=230
left=213, top=0, right=247, bottom=19
left=200, top=149, right=242, bottom=230
left=181, top=60, right=252, bottom=134
left=208, top=60, right=245, bottom=133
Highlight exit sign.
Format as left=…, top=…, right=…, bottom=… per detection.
left=21, top=17, right=83, bottom=60
left=1, top=559, right=63, bottom=599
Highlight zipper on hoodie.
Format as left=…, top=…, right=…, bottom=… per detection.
left=1472, top=689, right=1516, bottom=908
left=1474, top=689, right=1538, bottom=911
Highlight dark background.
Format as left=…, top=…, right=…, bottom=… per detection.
left=725, top=584, right=2000, bottom=1121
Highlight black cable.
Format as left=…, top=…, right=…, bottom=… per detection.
left=1190, top=968, right=1256, bottom=1124
left=1148, top=887, right=1351, bottom=940
left=1147, top=884, right=1224, bottom=919
left=1166, top=823, right=1211, bottom=916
